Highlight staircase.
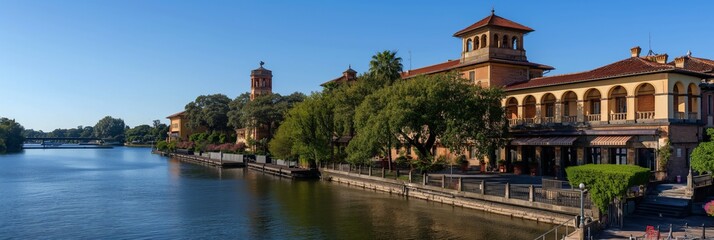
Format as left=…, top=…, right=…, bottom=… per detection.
left=634, top=184, right=691, bottom=218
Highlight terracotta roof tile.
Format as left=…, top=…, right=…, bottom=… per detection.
left=166, top=111, right=185, bottom=118
left=454, top=14, right=533, bottom=37
left=667, top=56, right=714, bottom=73
left=401, top=60, right=461, bottom=78
left=505, top=57, right=712, bottom=91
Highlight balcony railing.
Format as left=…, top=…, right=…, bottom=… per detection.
left=677, top=111, right=686, bottom=120
left=523, top=117, right=536, bottom=125
left=561, top=115, right=577, bottom=123
left=690, top=112, right=699, bottom=120
left=586, top=114, right=601, bottom=122
left=636, top=111, right=655, bottom=120
left=541, top=116, right=555, bottom=124
left=508, top=118, right=521, bottom=126
left=610, top=113, right=626, bottom=121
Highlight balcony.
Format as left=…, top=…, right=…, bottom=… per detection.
left=677, top=112, right=686, bottom=120
left=561, top=115, right=577, bottom=124
left=586, top=114, right=601, bottom=122
left=508, top=118, right=521, bottom=126
left=610, top=113, right=627, bottom=121
left=541, top=116, right=555, bottom=124
left=523, top=117, right=536, bottom=125
left=689, top=112, right=698, bottom=121
left=636, top=111, right=655, bottom=120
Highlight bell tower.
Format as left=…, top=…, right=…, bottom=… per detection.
left=250, top=61, right=272, bottom=100
left=454, top=9, right=533, bottom=64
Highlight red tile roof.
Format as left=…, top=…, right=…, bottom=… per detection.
left=667, top=56, right=714, bottom=73
left=454, top=13, right=534, bottom=37
left=505, top=57, right=713, bottom=91
left=166, top=111, right=185, bottom=118
left=400, top=60, right=461, bottom=78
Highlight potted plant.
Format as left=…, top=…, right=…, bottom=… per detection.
left=529, top=161, right=539, bottom=176
left=498, top=160, right=507, bottom=173
left=513, top=161, right=525, bottom=175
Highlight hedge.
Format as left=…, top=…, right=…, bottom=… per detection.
left=566, top=164, right=650, bottom=212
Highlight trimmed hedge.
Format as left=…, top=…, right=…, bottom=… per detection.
left=566, top=164, right=650, bottom=212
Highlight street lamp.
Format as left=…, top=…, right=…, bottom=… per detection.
left=579, top=183, right=587, bottom=228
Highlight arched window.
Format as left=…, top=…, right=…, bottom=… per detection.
left=609, top=86, right=628, bottom=121
left=689, top=83, right=700, bottom=120
left=542, top=93, right=556, bottom=123
left=466, top=39, right=473, bottom=52
left=481, top=34, right=487, bottom=48
left=562, top=91, right=578, bottom=123
left=493, top=34, right=500, bottom=48
left=584, top=89, right=602, bottom=122
left=502, top=35, right=509, bottom=48
left=674, top=82, right=685, bottom=119
left=635, top=83, right=656, bottom=120
left=506, top=97, right=519, bottom=119
left=524, top=95, right=536, bottom=124
left=512, top=36, right=519, bottom=50
left=474, top=38, right=480, bottom=50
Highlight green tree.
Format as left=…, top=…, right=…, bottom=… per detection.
left=349, top=72, right=506, bottom=172
left=369, top=50, right=403, bottom=84
left=0, top=117, right=26, bottom=153
left=93, top=116, right=126, bottom=141
left=692, top=128, right=714, bottom=173
left=150, top=120, right=168, bottom=142
left=227, top=92, right=251, bottom=129
left=80, top=126, right=94, bottom=138
left=269, top=93, right=335, bottom=167
left=566, top=164, right=650, bottom=212
left=125, top=124, right=152, bottom=143
left=184, top=94, right=232, bottom=132
left=240, top=92, right=306, bottom=141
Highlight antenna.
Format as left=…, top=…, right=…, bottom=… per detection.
left=647, top=32, right=656, bottom=56
left=409, top=50, right=412, bottom=71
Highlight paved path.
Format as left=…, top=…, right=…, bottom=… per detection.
left=597, top=215, right=714, bottom=239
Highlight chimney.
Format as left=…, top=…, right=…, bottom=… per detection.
left=674, top=57, right=687, bottom=68
left=655, top=54, right=668, bottom=64
left=631, top=46, right=641, bottom=58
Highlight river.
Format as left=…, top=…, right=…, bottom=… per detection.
left=0, top=147, right=552, bottom=239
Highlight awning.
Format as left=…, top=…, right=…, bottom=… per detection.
left=590, top=136, right=632, bottom=146
left=510, top=137, right=578, bottom=146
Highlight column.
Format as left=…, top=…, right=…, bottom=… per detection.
left=627, top=96, right=636, bottom=121
left=554, top=147, right=562, bottom=179
left=601, top=98, right=610, bottom=122
left=555, top=102, right=563, bottom=123
left=577, top=148, right=585, bottom=165
left=577, top=100, right=585, bottom=123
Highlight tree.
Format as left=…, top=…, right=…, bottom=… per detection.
left=227, top=92, right=251, bottom=129
left=0, top=117, right=25, bottom=153
left=239, top=92, right=306, bottom=141
left=93, top=116, right=126, bottom=141
left=349, top=72, right=506, bottom=172
left=269, top=93, right=335, bottom=167
left=692, top=128, right=714, bottom=174
left=369, top=50, right=403, bottom=84
left=150, top=120, right=168, bottom=142
left=184, top=94, right=232, bottom=132
left=125, top=124, right=152, bottom=142
left=566, top=164, right=650, bottom=212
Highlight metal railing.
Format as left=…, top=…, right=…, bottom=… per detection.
left=523, top=117, right=536, bottom=124
left=677, top=111, right=686, bottom=120
left=690, top=112, right=699, bottom=121
left=508, top=118, right=521, bottom=126
left=533, top=217, right=576, bottom=240
left=693, top=174, right=712, bottom=188
left=610, top=112, right=627, bottom=121
left=543, top=179, right=569, bottom=189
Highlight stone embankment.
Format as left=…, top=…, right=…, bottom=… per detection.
left=322, top=168, right=580, bottom=225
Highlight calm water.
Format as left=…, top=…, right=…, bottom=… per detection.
left=0, top=147, right=552, bottom=239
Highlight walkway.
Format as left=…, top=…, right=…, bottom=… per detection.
left=598, top=215, right=714, bottom=239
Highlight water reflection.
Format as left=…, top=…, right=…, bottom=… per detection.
left=0, top=148, right=551, bottom=239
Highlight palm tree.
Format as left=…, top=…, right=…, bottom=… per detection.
left=369, top=50, right=403, bottom=84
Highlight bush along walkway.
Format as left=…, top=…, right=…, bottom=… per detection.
left=320, top=164, right=593, bottom=225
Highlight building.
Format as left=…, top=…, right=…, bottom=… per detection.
left=321, top=66, right=358, bottom=87
left=166, top=111, right=203, bottom=141
left=236, top=61, right=274, bottom=145
left=393, top=10, right=714, bottom=180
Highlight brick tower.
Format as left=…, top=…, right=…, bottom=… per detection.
left=250, top=61, right=272, bottom=100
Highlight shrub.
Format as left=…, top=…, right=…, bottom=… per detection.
left=156, top=140, right=168, bottom=151
left=566, top=164, right=650, bottom=212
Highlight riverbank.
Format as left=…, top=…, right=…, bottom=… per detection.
left=321, top=168, right=578, bottom=225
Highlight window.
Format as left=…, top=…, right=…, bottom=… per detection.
left=587, top=147, right=601, bottom=164
left=466, top=39, right=473, bottom=51
left=545, top=103, right=555, bottom=117
left=171, top=123, right=178, bottom=129
left=564, top=101, right=570, bottom=116
left=616, top=97, right=627, bottom=113
left=469, top=71, right=475, bottom=82
left=611, top=148, right=627, bottom=164
left=591, top=101, right=601, bottom=114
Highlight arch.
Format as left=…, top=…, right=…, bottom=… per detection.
left=481, top=34, right=487, bottom=48
left=493, top=34, right=500, bottom=48
left=689, top=83, right=700, bottom=119
left=506, top=97, right=519, bottom=120
left=512, top=36, right=519, bottom=50
left=466, top=39, right=473, bottom=51
left=561, top=91, right=578, bottom=121
left=474, top=37, right=480, bottom=50
left=523, top=95, right=536, bottom=119
left=541, top=93, right=557, bottom=119
left=635, top=83, right=656, bottom=119
left=584, top=88, right=602, bottom=121
left=609, top=86, right=628, bottom=120
left=502, top=35, right=509, bottom=48
left=673, top=82, right=685, bottom=118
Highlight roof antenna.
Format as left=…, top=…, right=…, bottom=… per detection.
left=491, top=6, right=495, bottom=15
left=408, top=50, right=412, bottom=71
left=647, top=32, right=657, bottom=56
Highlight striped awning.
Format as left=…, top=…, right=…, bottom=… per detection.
left=590, top=136, right=632, bottom=146
left=510, top=137, right=578, bottom=146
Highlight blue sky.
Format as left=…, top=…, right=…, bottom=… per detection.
left=2, top=1, right=713, bottom=131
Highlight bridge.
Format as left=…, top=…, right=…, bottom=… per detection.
left=23, top=137, right=112, bottom=149
left=25, top=137, right=102, bottom=141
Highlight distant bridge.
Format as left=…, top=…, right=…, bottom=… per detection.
left=25, top=137, right=102, bottom=141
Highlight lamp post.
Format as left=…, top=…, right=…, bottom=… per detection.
left=579, top=183, right=586, bottom=228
